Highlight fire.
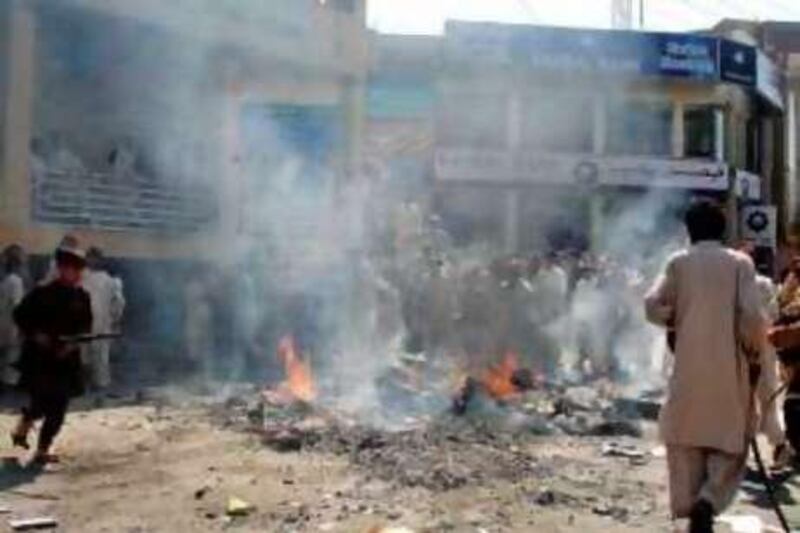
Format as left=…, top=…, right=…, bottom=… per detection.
left=480, top=351, right=520, bottom=399
left=277, top=335, right=317, bottom=403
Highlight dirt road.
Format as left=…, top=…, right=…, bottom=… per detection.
left=0, top=397, right=788, bottom=532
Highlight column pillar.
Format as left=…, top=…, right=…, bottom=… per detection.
left=714, top=108, right=725, bottom=162
left=671, top=101, right=685, bottom=158
left=504, top=89, right=521, bottom=252
left=761, top=116, right=775, bottom=203
left=503, top=190, right=520, bottom=253
left=2, top=0, right=35, bottom=226
left=786, top=90, right=797, bottom=227
left=592, top=95, right=606, bottom=156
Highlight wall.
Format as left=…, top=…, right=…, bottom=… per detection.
left=0, top=3, right=9, bottom=177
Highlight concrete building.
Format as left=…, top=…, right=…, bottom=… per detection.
left=434, top=22, right=784, bottom=253
left=364, top=34, right=439, bottom=199
left=714, top=20, right=799, bottom=239
left=0, top=0, right=369, bottom=356
left=0, top=0, right=368, bottom=260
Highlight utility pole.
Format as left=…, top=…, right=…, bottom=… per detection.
left=611, top=0, right=633, bottom=30
left=639, top=0, right=645, bottom=29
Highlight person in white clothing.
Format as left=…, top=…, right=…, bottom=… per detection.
left=0, top=246, right=26, bottom=389
left=29, top=138, right=48, bottom=184
left=108, top=137, right=140, bottom=182
left=46, top=132, right=86, bottom=176
left=81, top=247, right=124, bottom=391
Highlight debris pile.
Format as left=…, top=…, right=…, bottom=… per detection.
left=215, top=378, right=659, bottom=493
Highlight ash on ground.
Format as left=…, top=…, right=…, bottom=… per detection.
left=211, top=380, right=660, bottom=517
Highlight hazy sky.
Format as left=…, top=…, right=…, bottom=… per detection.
left=368, top=0, right=800, bottom=35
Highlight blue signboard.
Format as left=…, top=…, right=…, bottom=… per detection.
left=720, top=39, right=757, bottom=86
left=447, top=22, right=719, bottom=82
left=649, top=33, right=717, bottom=80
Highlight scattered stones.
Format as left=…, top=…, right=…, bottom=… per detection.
left=556, top=386, right=602, bottom=413
left=592, top=503, right=630, bottom=522
left=263, top=427, right=305, bottom=452
left=204, top=380, right=661, bottom=529
left=600, top=441, right=646, bottom=460
left=225, top=496, right=255, bottom=517
left=385, top=510, right=403, bottom=520
left=589, top=418, right=643, bottom=438
left=533, top=489, right=556, bottom=506
left=613, top=397, right=661, bottom=421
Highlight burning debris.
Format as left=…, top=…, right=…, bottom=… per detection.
left=222, top=352, right=656, bottom=495
left=263, top=335, right=317, bottom=407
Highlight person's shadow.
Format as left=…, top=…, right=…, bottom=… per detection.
left=0, top=457, right=44, bottom=492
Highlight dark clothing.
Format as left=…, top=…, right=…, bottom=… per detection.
left=23, top=391, right=69, bottom=451
left=13, top=281, right=91, bottom=452
left=13, top=281, right=92, bottom=398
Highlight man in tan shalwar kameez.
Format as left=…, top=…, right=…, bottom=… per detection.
left=645, top=200, right=767, bottom=533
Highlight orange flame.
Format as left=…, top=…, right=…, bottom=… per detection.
left=480, top=351, right=520, bottom=399
left=277, top=335, right=316, bottom=403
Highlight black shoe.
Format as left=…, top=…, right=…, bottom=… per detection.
left=689, top=499, right=714, bottom=533
left=10, top=432, right=29, bottom=450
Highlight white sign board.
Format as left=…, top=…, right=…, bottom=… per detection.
left=741, top=205, right=777, bottom=248
left=736, top=170, right=762, bottom=201
left=601, top=157, right=728, bottom=190
left=435, top=149, right=729, bottom=191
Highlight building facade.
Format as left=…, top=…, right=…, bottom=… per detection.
left=0, top=0, right=368, bottom=260
left=714, top=20, right=800, bottom=244
left=434, top=22, right=784, bottom=253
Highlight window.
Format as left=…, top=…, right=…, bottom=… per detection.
left=606, top=101, right=672, bottom=157
left=520, top=93, right=593, bottom=153
left=746, top=118, right=761, bottom=172
left=437, top=93, right=508, bottom=149
left=684, top=107, right=716, bottom=159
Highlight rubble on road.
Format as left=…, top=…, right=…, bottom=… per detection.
left=600, top=441, right=646, bottom=459
left=212, top=379, right=659, bottom=500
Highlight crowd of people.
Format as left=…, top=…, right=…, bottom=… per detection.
left=387, top=240, right=661, bottom=384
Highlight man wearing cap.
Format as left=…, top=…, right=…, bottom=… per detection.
left=11, top=242, right=92, bottom=464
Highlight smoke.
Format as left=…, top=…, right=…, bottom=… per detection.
left=562, top=189, right=687, bottom=387
left=28, top=2, right=693, bottom=422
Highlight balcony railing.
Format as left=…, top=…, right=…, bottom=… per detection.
left=32, top=171, right=218, bottom=233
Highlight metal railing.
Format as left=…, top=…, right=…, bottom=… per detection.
left=32, top=171, right=218, bottom=233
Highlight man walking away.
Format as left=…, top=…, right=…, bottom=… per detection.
left=645, top=200, right=766, bottom=533
left=11, top=242, right=92, bottom=464
left=82, top=247, right=124, bottom=393
left=0, top=246, right=26, bottom=390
